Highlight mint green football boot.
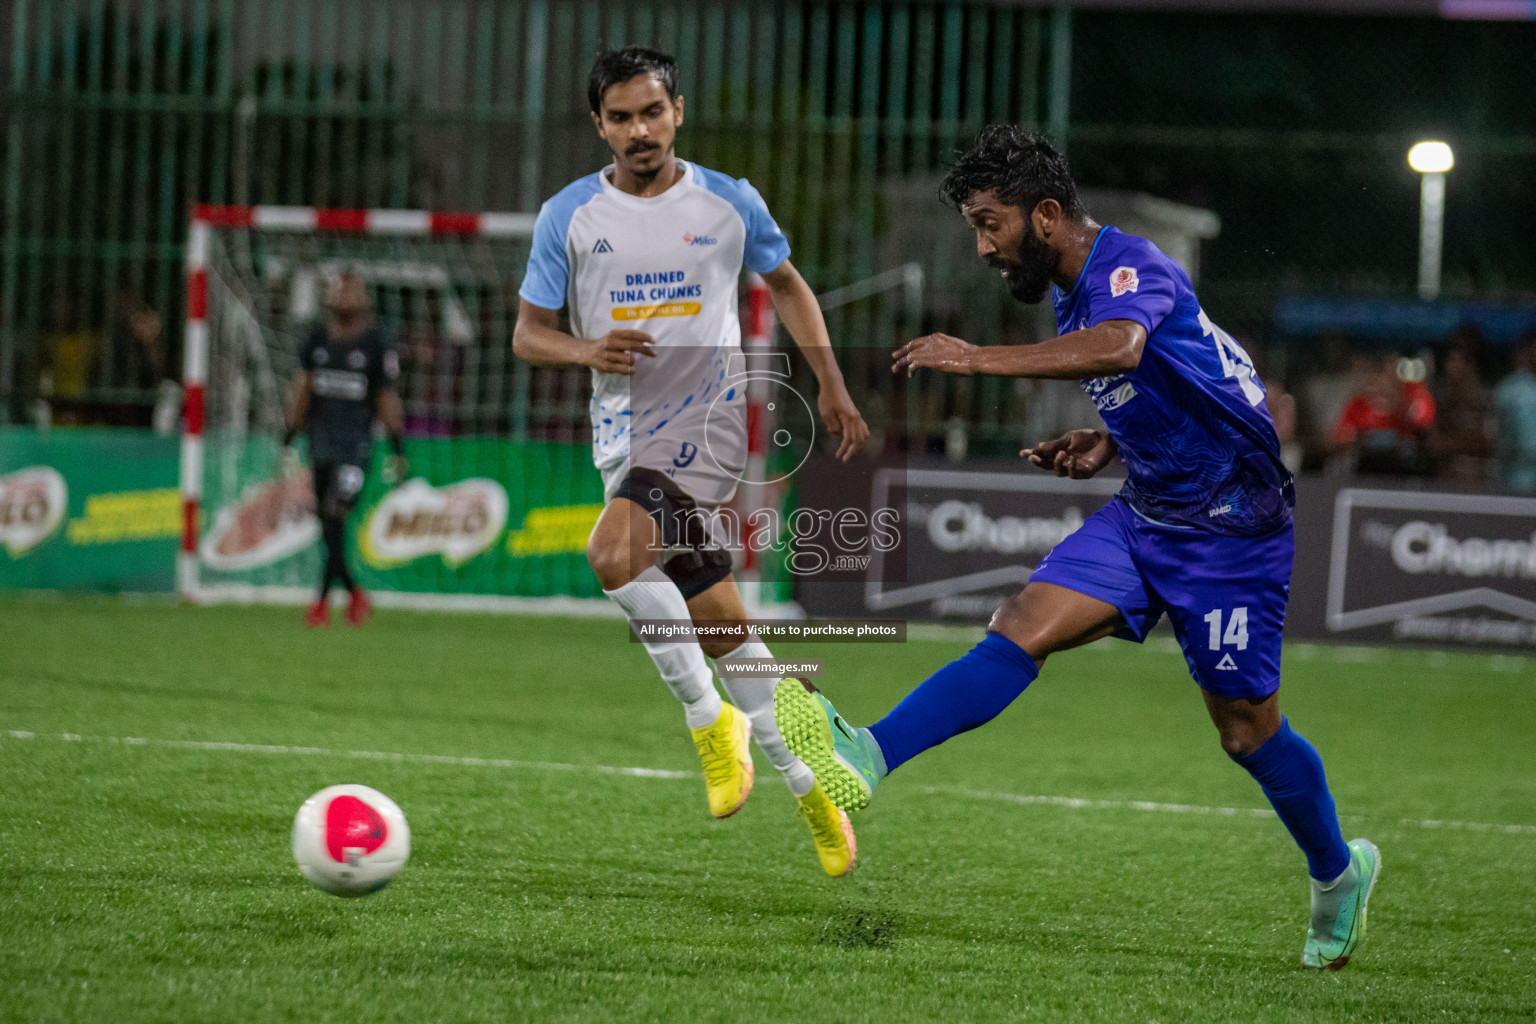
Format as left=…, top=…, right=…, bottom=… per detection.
left=772, top=679, right=883, bottom=812
left=1302, top=838, right=1381, bottom=970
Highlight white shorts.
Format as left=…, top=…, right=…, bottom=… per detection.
left=599, top=411, right=747, bottom=513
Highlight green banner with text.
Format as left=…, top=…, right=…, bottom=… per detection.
left=2, top=430, right=790, bottom=601
left=0, top=427, right=181, bottom=592
left=196, top=434, right=610, bottom=599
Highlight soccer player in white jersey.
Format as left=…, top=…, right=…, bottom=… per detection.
left=513, top=47, right=870, bottom=876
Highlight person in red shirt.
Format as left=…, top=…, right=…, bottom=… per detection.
left=1330, top=352, right=1435, bottom=474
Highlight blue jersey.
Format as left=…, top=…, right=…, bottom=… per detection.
left=1052, top=227, right=1293, bottom=535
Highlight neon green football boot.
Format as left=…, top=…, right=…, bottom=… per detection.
left=1302, top=838, right=1381, bottom=970
left=773, top=679, right=883, bottom=812
left=689, top=702, right=754, bottom=819
left=795, top=780, right=857, bottom=877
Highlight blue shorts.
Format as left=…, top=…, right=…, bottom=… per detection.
left=1029, top=497, right=1293, bottom=699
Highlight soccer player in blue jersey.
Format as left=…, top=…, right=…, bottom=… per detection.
left=774, top=126, right=1380, bottom=969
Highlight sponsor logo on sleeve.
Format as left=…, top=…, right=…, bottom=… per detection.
left=1109, top=266, right=1139, bottom=297
left=0, top=467, right=67, bottom=557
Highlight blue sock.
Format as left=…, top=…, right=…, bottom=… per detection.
left=866, top=632, right=1039, bottom=774
left=1231, top=716, right=1350, bottom=881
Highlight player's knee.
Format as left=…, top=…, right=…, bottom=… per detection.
left=586, top=533, right=634, bottom=590
left=698, top=637, right=738, bottom=660
left=1215, top=718, right=1270, bottom=758
left=1217, top=728, right=1251, bottom=758
left=988, top=591, right=1051, bottom=664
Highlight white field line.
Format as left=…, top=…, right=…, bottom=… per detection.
left=6, top=729, right=1535, bottom=836
left=0, top=729, right=692, bottom=780
left=926, top=783, right=1536, bottom=836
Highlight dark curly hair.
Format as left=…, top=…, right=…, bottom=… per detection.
left=939, top=125, right=1087, bottom=220
left=587, top=46, right=679, bottom=114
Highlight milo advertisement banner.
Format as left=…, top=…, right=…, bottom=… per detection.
left=196, top=436, right=606, bottom=599
left=0, top=427, right=181, bottom=592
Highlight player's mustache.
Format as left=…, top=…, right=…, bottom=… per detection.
left=626, top=143, right=659, bottom=155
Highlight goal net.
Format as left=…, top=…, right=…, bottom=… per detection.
left=179, top=205, right=611, bottom=612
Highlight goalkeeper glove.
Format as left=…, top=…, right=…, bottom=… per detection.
left=383, top=454, right=408, bottom=486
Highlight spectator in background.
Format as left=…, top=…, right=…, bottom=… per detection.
left=1446, top=321, right=1497, bottom=384
left=400, top=289, right=460, bottom=438
left=1430, top=345, right=1495, bottom=486
left=100, top=288, right=179, bottom=432
left=1330, top=352, right=1435, bottom=475
left=1495, top=332, right=1536, bottom=494
left=1299, top=331, right=1358, bottom=468
left=41, top=291, right=100, bottom=425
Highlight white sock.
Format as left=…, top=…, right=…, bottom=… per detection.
left=715, top=638, right=816, bottom=797
left=604, top=566, right=722, bottom=729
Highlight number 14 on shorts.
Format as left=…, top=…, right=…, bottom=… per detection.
left=1204, top=607, right=1249, bottom=651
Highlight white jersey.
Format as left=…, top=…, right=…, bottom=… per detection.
left=519, top=160, right=790, bottom=478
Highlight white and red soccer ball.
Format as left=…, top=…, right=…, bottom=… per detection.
left=291, top=784, right=410, bottom=897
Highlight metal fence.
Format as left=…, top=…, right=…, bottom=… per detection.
left=3, top=1, right=1533, bottom=456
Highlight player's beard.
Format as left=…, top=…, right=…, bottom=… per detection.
left=623, top=141, right=669, bottom=184
left=990, top=227, right=1060, bottom=305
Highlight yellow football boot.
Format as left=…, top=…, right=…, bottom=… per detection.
left=690, top=702, right=754, bottom=818
left=796, top=780, right=858, bottom=877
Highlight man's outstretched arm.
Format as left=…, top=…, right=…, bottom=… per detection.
left=892, top=319, right=1147, bottom=380
left=760, top=260, right=869, bottom=461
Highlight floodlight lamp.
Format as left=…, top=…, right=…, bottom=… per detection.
left=1408, top=141, right=1454, bottom=174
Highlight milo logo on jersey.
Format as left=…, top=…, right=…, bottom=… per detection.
left=360, top=477, right=508, bottom=568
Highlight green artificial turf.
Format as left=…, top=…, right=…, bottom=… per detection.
left=2, top=595, right=1533, bottom=1022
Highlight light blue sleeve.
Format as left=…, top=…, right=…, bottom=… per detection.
left=517, top=200, right=571, bottom=310
left=695, top=167, right=791, bottom=274
left=735, top=178, right=792, bottom=274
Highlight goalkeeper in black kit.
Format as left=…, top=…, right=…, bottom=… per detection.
left=281, top=271, right=407, bottom=628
